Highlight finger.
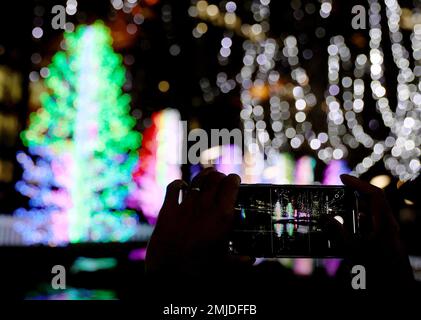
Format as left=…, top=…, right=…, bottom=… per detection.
left=201, top=170, right=226, bottom=192
left=200, top=171, right=226, bottom=209
left=215, top=174, right=241, bottom=216
left=320, top=215, right=351, bottom=252
left=340, top=174, right=383, bottom=234
left=226, top=255, right=256, bottom=265
left=182, top=167, right=215, bottom=207
left=340, top=174, right=397, bottom=235
left=358, top=212, right=372, bottom=234
left=203, top=174, right=241, bottom=240
left=190, top=167, right=215, bottom=189
left=340, top=174, right=383, bottom=196
left=224, top=255, right=256, bottom=271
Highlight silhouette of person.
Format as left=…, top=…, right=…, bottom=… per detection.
left=146, top=167, right=415, bottom=293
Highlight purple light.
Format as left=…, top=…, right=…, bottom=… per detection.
left=323, top=258, right=342, bottom=277
left=214, top=144, right=242, bottom=176
left=128, top=248, right=147, bottom=261
left=323, top=160, right=350, bottom=185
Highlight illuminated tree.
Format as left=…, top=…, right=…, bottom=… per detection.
left=286, top=202, right=294, bottom=219
left=15, top=21, right=141, bottom=244
left=273, top=200, right=282, bottom=221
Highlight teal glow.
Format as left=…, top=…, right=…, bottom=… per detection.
left=71, top=257, right=118, bottom=273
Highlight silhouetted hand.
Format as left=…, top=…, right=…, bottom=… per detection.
left=340, top=174, right=414, bottom=289
left=146, top=168, right=252, bottom=277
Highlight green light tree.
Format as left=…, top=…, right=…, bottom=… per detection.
left=15, top=21, right=142, bottom=244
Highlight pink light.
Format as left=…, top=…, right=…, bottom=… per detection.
left=323, top=258, right=342, bottom=277
left=128, top=248, right=147, bottom=261
left=323, top=160, right=350, bottom=185
left=294, top=156, right=316, bottom=184
left=293, top=258, right=314, bottom=276
left=50, top=210, right=69, bottom=244
left=215, top=144, right=242, bottom=176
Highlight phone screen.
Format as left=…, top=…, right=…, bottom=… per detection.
left=229, top=184, right=358, bottom=257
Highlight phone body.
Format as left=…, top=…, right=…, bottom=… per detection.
left=228, top=184, right=359, bottom=257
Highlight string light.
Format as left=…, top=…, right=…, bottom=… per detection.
left=319, top=0, right=332, bottom=19
left=191, top=0, right=421, bottom=182
left=352, top=0, right=420, bottom=180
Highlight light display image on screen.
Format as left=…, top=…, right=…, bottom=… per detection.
left=229, top=185, right=358, bottom=257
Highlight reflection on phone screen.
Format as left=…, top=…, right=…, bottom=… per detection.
left=229, top=185, right=358, bottom=257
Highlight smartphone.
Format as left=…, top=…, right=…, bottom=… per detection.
left=228, top=184, right=359, bottom=257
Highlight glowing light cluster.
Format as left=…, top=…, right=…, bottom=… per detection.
left=349, top=0, right=421, bottom=179
left=190, top=0, right=421, bottom=181
left=15, top=22, right=141, bottom=245
left=319, top=0, right=332, bottom=19
left=321, top=35, right=375, bottom=164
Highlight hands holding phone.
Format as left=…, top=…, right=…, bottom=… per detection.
left=146, top=169, right=414, bottom=290
left=339, top=174, right=414, bottom=289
